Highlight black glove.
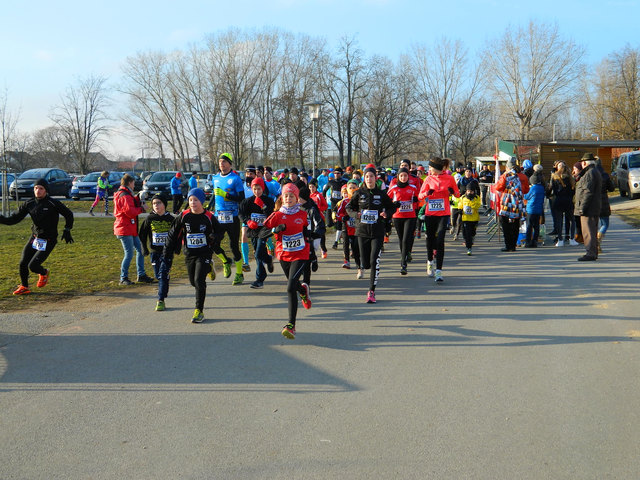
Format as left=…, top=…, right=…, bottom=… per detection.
left=61, top=229, right=74, bottom=244
left=142, top=247, right=150, bottom=256
left=272, top=224, right=286, bottom=233
left=448, top=187, right=455, bottom=195
left=393, top=201, right=402, bottom=208
left=426, top=189, right=434, bottom=196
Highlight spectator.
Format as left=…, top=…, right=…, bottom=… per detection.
left=574, top=153, right=602, bottom=261
left=523, top=165, right=546, bottom=248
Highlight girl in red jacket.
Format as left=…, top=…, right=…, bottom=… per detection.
left=418, top=157, right=459, bottom=282
left=387, top=167, right=419, bottom=275
left=336, top=180, right=362, bottom=277
left=309, top=179, right=329, bottom=258
left=264, top=183, right=311, bottom=340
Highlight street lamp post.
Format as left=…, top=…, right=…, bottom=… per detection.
left=304, top=101, right=323, bottom=178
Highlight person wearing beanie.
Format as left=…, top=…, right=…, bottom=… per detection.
left=322, top=166, right=347, bottom=236
left=170, top=172, right=184, bottom=214
left=523, top=167, right=546, bottom=248
left=460, top=183, right=482, bottom=255
left=239, top=166, right=259, bottom=273
left=238, top=177, right=275, bottom=289
left=387, top=167, right=419, bottom=275
left=264, top=182, right=312, bottom=339
left=208, top=152, right=246, bottom=285
left=495, top=157, right=530, bottom=252
left=263, top=166, right=281, bottom=202
left=335, top=182, right=361, bottom=274
left=347, top=167, right=396, bottom=303
left=89, top=171, right=112, bottom=216
left=308, top=178, right=329, bottom=258
left=298, top=183, right=326, bottom=285
left=139, top=194, right=175, bottom=310
left=163, top=187, right=224, bottom=323
left=0, top=178, right=74, bottom=295
left=418, top=157, right=459, bottom=282
left=189, top=171, right=199, bottom=190
left=549, top=161, right=577, bottom=247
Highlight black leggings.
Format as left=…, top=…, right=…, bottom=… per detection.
left=358, top=236, right=383, bottom=291
left=217, top=217, right=241, bottom=263
left=500, top=216, right=520, bottom=250
left=393, top=217, right=416, bottom=267
left=425, top=216, right=448, bottom=270
left=462, top=221, right=478, bottom=249
left=185, top=255, right=212, bottom=310
left=342, top=232, right=361, bottom=267
left=172, top=194, right=183, bottom=214
left=20, top=236, right=56, bottom=287
left=280, top=259, right=308, bottom=325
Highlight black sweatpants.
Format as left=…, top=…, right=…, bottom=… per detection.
left=462, top=220, right=478, bottom=249
left=501, top=216, right=520, bottom=250
left=342, top=232, right=361, bottom=267
left=425, top=216, right=448, bottom=270
left=20, top=236, right=56, bottom=287
left=185, top=255, right=212, bottom=311
left=358, top=236, right=383, bottom=291
left=172, top=194, right=183, bottom=214
left=217, top=217, right=242, bottom=263
left=280, top=259, right=308, bottom=326
left=393, top=217, right=416, bottom=268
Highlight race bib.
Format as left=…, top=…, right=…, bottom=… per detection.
left=152, top=232, right=168, bottom=246
left=186, top=233, right=207, bottom=248
left=463, top=206, right=473, bottom=215
left=217, top=211, right=233, bottom=224
left=250, top=213, right=266, bottom=226
left=361, top=209, right=379, bottom=224
left=282, top=232, right=305, bottom=252
left=331, top=191, right=342, bottom=199
left=399, top=201, right=413, bottom=212
left=347, top=217, right=356, bottom=228
left=32, top=238, right=47, bottom=251
left=428, top=198, right=445, bottom=212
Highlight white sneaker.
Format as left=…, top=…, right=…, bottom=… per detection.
left=356, top=269, right=363, bottom=279
left=434, top=269, right=444, bottom=282
left=569, top=239, right=579, bottom=246
left=555, top=240, right=565, bottom=247
left=426, top=261, right=434, bottom=277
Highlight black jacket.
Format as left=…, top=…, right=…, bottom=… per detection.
left=346, top=185, right=396, bottom=238
left=0, top=195, right=74, bottom=240
left=574, top=165, right=602, bottom=217
left=238, top=194, right=275, bottom=239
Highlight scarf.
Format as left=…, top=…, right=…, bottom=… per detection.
left=279, top=204, right=300, bottom=215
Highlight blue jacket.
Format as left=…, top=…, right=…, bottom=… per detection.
left=524, top=183, right=545, bottom=215
left=170, top=176, right=183, bottom=195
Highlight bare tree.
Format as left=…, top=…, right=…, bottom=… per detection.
left=29, top=126, right=69, bottom=168
left=483, top=20, right=585, bottom=142
left=451, top=98, right=495, bottom=163
left=50, top=75, right=110, bottom=173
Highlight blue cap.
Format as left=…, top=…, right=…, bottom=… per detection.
left=187, top=188, right=206, bottom=205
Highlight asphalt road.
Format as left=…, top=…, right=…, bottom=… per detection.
left=1, top=212, right=639, bottom=479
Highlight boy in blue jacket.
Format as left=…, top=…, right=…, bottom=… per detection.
left=524, top=165, right=546, bottom=248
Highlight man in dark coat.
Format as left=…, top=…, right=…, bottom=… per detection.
left=574, top=153, right=602, bottom=261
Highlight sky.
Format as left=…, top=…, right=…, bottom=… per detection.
left=3, top=0, right=639, bottom=158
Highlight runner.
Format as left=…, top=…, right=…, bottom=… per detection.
left=336, top=180, right=362, bottom=278
left=387, top=167, right=418, bottom=275
left=239, top=178, right=275, bottom=289
left=264, top=183, right=311, bottom=340
left=308, top=179, right=328, bottom=258
left=139, top=194, right=175, bottom=311
left=418, top=157, right=460, bottom=282
left=322, top=167, right=347, bottom=244
left=240, top=165, right=257, bottom=272
left=163, top=188, right=223, bottom=323
left=347, top=167, right=396, bottom=303
left=88, top=170, right=111, bottom=216
left=460, top=183, right=481, bottom=255
left=0, top=178, right=74, bottom=295
left=208, top=153, right=246, bottom=285
left=299, top=185, right=326, bottom=285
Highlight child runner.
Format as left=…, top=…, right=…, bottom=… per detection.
left=298, top=185, right=326, bottom=284
left=418, top=157, right=460, bottom=282
left=347, top=167, right=396, bottom=303
left=88, top=171, right=111, bottom=216
left=264, top=183, right=311, bottom=339
left=163, top=188, right=223, bottom=323
left=139, top=194, right=175, bottom=311
left=460, top=184, right=481, bottom=255
left=308, top=179, right=329, bottom=258
left=336, top=180, right=362, bottom=277
left=387, top=167, right=418, bottom=275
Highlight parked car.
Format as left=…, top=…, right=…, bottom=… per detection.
left=9, top=168, right=73, bottom=198
left=616, top=151, right=640, bottom=199
left=141, top=171, right=180, bottom=199
left=70, top=171, right=122, bottom=200
left=0, top=173, right=16, bottom=195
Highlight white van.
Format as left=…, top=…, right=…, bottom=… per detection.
left=616, top=151, right=640, bottom=199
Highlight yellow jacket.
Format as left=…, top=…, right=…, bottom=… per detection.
left=460, top=194, right=481, bottom=222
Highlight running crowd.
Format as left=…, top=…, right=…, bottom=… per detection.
left=0, top=151, right=611, bottom=339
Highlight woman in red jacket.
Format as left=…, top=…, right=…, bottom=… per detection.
left=387, top=167, right=419, bottom=275
left=113, top=174, right=153, bottom=285
left=418, top=157, right=459, bottom=282
left=264, top=183, right=311, bottom=340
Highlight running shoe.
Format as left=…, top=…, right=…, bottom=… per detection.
left=232, top=273, right=244, bottom=286
left=223, top=262, right=231, bottom=278
left=282, top=323, right=296, bottom=339
left=321, top=250, right=328, bottom=259
left=209, top=267, right=216, bottom=281
left=435, top=270, right=444, bottom=282
left=250, top=281, right=264, bottom=289
left=356, top=269, right=363, bottom=279
left=342, top=260, right=351, bottom=269
left=415, top=231, right=421, bottom=239
left=426, top=261, right=434, bottom=277
left=12, top=285, right=31, bottom=295
left=300, top=283, right=312, bottom=309
left=311, top=260, right=318, bottom=272
left=467, top=248, right=472, bottom=256
left=266, top=255, right=274, bottom=273
left=137, top=274, right=154, bottom=283
left=120, top=278, right=133, bottom=286
left=155, top=300, right=166, bottom=311
left=242, top=263, right=251, bottom=272
left=406, top=252, right=412, bottom=263
left=555, top=240, right=565, bottom=247
left=366, top=290, right=376, bottom=303
left=400, top=266, right=407, bottom=275
left=384, top=235, right=390, bottom=243
left=88, top=210, right=95, bottom=216
left=332, top=242, right=338, bottom=250
left=191, top=309, right=205, bottom=323
left=36, top=269, right=49, bottom=288
left=569, top=239, right=579, bottom=246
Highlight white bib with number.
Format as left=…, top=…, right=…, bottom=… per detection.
left=186, top=233, right=206, bottom=248
left=463, top=205, right=473, bottom=215
left=250, top=213, right=266, bottom=226
left=361, top=209, right=379, bottom=224
left=217, top=211, right=233, bottom=224
left=282, top=232, right=305, bottom=252
left=399, top=201, right=413, bottom=212
left=152, top=232, right=168, bottom=246
left=331, top=191, right=342, bottom=199
left=428, top=198, right=445, bottom=212
left=32, top=238, right=47, bottom=251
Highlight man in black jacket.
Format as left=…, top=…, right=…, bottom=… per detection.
left=574, top=153, right=602, bottom=261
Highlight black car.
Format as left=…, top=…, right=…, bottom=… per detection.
left=142, top=171, right=180, bottom=199
left=10, top=168, right=73, bottom=198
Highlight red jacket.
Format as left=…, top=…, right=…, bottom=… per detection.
left=336, top=198, right=356, bottom=235
left=264, top=208, right=310, bottom=262
left=418, top=173, right=459, bottom=216
left=113, top=186, right=144, bottom=236
left=387, top=183, right=418, bottom=218
left=310, top=191, right=328, bottom=220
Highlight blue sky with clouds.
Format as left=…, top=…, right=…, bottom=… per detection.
left=3, top=0, right=639, bottom=155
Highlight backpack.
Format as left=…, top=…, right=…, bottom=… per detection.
left=500, top=173, right=524, bottom=219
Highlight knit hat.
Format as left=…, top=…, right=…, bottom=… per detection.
left=219, top=152, right=233, bottom=164
left=281, top=182, right=299, bottom=200
left=187, top=188, right=206, bottom=205
left=533, top=164, right=543, bottom=172
left=175, top=172, right=182, bottom=178
left=290, top=167, right=299, bottom=175
left=364, top=166, right=377, bottom=176
left=506, top=158, right=515, bottom=170
left=34, top=178, right=49, bottom=192
left=151, top=194, right=168, bottom=208
left=251, top=177, right=265, bottom=191
left=398, top=167, right=410, bottom=175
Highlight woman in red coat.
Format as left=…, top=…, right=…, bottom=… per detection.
left=387, top=167, right=419, bottom=275
left=113, top=174, right=153, bottom=285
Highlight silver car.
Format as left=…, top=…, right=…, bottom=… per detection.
left=616, top=151, right=640, bottom=199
